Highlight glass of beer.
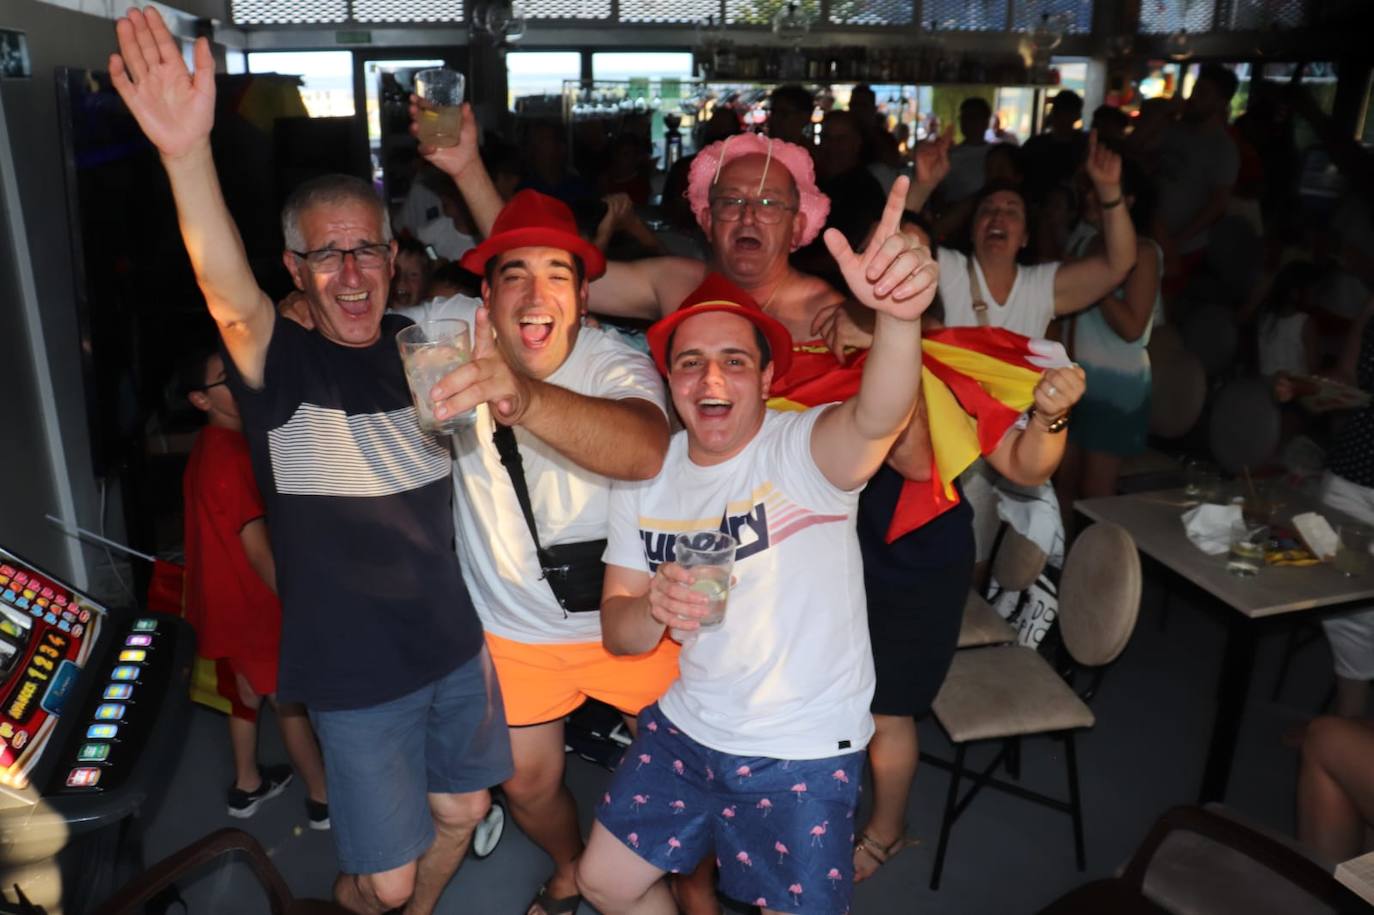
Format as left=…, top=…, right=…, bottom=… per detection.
left=414, top=68, right=465, bottom=148
left=673, top=531, right=738, bottom=629
left=396, top=318, right=476, bottom=434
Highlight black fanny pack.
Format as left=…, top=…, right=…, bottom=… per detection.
left=493, top=423, right=605, bottom=615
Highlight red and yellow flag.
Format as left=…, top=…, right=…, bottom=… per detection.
left=768, top=326, right=1063, bottom=542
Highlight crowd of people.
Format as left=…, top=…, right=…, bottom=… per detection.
left=111, top=5, right=1374, bottom=914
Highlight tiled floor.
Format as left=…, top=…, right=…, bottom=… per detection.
left=130, top=573, right=1337, bottom=914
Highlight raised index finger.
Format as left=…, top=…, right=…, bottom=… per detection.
left=873, top=174, right=910, bottom=244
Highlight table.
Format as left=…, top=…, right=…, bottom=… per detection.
left=1076, top=488, right=1374, bottom=803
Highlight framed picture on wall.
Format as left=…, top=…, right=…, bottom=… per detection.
left=0, top=29, right=30, bottom=79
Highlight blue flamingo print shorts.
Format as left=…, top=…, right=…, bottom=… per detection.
left=595, top=702, right=864, bottom=914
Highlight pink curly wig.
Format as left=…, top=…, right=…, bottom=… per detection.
left=685, top=134, right=830, bottom=250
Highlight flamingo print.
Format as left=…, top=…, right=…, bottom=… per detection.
left=775, top=840, right=789, bottom=864
left=666, top=837, right=681, bottom=856
left=735, top=764, right=752, bottom=782
left=627, top=832, right=640, bottom=849
left=789, top=884, right=803, bottom=905
left=646, top=721, right=658, bottom=732
left=810, top=820, right=829, bottom=846
left=672, top=759, right=685, bottom=776
left=635, top=753, right=652, bottom=770
left=754, top=899, right=767, bottom=907
left=790, top=782, right=808, bottom=801
left=827, top=868, right=842, bottom=887
left=755, top=798, right=773, bottom=817
left=630, top=794, right=650, bottom=811
left=669, top=799, right=686, bottom=814
left=735, top=850, right=752, bottom=868
left=832, top=769, right=850, bottom=785
left=721, top=805, right=736, bottom=822
left=706, top=766, right=715, bottom=782
left=600, top=792, right=611, bottom=807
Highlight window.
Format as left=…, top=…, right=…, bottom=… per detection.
left=591, top=52, right=694, bottom=82
left=507, top=51, right=583, bottom=112
left=362, top=59, right=446, bottom=155
left=247, top=51, right=356, bottom=117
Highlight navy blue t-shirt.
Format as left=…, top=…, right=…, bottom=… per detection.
left=858, top=463, right=974, bottom=587
left=224, top=313, right=483, bottom=710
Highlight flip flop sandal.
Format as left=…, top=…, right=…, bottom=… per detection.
left=527, top=884, right=584, bottom=915
left=853, top=831, right=918, bottom=881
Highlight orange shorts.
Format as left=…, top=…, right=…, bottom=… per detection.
left=485, top=632, right=680, bottom=726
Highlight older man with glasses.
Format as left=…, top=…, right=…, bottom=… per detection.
left=110, top=10, right=511, bottom=914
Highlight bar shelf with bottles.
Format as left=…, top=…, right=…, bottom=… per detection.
left=694, top=43, right=1048, bottom=86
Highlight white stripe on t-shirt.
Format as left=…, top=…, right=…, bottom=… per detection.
left=268, top=402, right=450, bottom=498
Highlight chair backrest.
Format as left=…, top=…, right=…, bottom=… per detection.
left=1057, top=522, right=1142, bottom=668
left=1208, top=375, right=1283, bottom=474
left=991, top=524, right=1049, bottom=593
left=1180, top=302, right=1239, bottom=378
left=1147, top=328, right=1207, bottom=439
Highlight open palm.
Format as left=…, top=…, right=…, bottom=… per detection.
left=109, top=7, right=215, bottom=160
left=824, top=175, right=938, bottom=322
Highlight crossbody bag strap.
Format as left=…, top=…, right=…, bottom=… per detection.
left=968, top=255, right=991, bottom=327
left=491, top=422, right=546, bottom=555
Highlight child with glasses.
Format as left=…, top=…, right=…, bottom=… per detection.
left=180, top=345, right=330, bottom=828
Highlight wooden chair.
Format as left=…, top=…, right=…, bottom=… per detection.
left=94, top=828, right=350, bottom=915
left=1035, top=805, right=1363, bottom=914
left=1117, top=328, right=1207, bottom=493
left=928, top=522, right=1142, bottom=890
left=959, top=524, right=1045, bottom=649
left=1208, top=375, right=1283, bottom=475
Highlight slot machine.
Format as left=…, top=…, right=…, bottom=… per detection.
left=0, top=546, right=194, bottom=914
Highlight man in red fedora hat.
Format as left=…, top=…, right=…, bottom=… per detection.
left=419, top=188, right=676, bottom=915
left=112, top=11, right=510, bottom=915
left=574, top=191, right=938, bottom=915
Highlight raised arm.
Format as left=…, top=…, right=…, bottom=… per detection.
left=904, top=127, right=952, bottom=216
left=431, top=308, right=669, bottom=479
left=1093, top=238, right=1159, bottom=343
left=586, top=256, right=707, bottom=321
left=1052, top=132, right=1137, bottom=317
left=412, top=100, right=504, bottom=237
left=812, top=176, right=937, bottom=491
left=985, top=365, right=1086, bottom=485
left=110, top=7, right=274, bottom=385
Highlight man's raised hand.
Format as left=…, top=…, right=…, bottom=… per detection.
left=823, top=175, right=938, bottom=322
left=109, top=7, right=215, bottom=160
left=1084, top=129, right=1122, bottom=195
left=430, top=306, right=532, bottom=426
left=912, top=126, right=953, bottom=189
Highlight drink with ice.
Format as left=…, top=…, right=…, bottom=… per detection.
left=674, top=530, right=737, bottom=630
left=396, top=319, right=475, bottom=434
left=415, top=68, right=465, bottom=149
left=417, top=104, right=463, bottom=148
left=1227, top=521, right=1267, bottom=577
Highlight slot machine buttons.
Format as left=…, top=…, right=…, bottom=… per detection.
left=35, top=598, right=47, bottom=610
left=103, top=684, right=132, bottom=701
left=21, top=590, right=34, bottom=601
left=77, top=744, right=110, bottom=762
left=1, top=591, right=15, bottom=604
left=111, top=666, right=138, bottom=681
left=72, top=624, right=84, bottom=638
left=57, top=621, right=71, bottom=633
left=125, top=635, right=152, bottom=647
left=86, top=724, right=118, bottom=740
left=54, top=595, right=68, bottom=607
left=132, top=619, right=158, bottom=632
left=40, top=588, right=53, bottom=600
left=42, top=613, right=56, bottom=625
left=66, top=768, right=101, bottom=788
left=78, top=609, right=89, bottom=622
left=118, top=650, right=145, bottom=663
left=94, top=703, right=125, bottom=720
left=12, top=573, right=27, bottom=586
left=15, top=599, right=29, bottom=611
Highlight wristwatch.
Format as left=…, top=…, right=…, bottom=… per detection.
left=1029, top=406, right=1069, bottom=433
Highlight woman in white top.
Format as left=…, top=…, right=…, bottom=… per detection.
left=905, top=129, right=1139, bottom=338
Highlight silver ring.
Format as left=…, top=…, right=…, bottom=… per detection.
left=1046, top=385, right=1058, bottom=398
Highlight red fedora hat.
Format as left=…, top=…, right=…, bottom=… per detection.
left=646, top=272, right=793, bottom=379
left=459, top=189, right=606, bottom=280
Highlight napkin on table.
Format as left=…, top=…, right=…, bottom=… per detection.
left=1182, top=503, right=1243, bottom=556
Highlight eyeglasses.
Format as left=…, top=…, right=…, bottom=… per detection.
left=195, top=378, right=228, bottom=393
left=708, top=196, right=797, bottom=225
left=289, top=243, right=391, bottom=273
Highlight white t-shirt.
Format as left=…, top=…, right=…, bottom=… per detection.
left=402, top=294, right=669, bottom=644
left=604, top=409, right=874, bottom=760
left=416, top=217, right=478, bottom=262
left=936, top=247, right=1059, bottom=338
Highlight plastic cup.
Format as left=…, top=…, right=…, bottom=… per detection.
left=1185, top=460, right=1221, bottom=502
left=396, top=319, right=475, bottom=433
left=1227, top=521, right=1268, bottom=577
left=1334, top=524, right=1373, bottom=577
left=674, top=530, right=738, bottom=629
left=414, top=68, right=465, bottom=148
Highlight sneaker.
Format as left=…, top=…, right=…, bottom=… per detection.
left=226, top=764, right=293, bottom=819
left=306, top=798, right=330, bottom=831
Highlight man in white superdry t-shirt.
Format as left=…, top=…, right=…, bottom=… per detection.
left=575, top=176, right=938, bottom=915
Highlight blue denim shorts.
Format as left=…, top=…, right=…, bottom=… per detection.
left=309, top=647, right=513, bottom=875
left=595, top=703, right=863, bottom=915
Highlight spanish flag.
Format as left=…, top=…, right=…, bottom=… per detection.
left=768, top=326, right=1069, bottom=542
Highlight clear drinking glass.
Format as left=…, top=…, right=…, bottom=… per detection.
left=673, top=531, right=738, bottom=629
left=396, top=318, right=475, bottom=433
left=1227, top=521, right=1268, bottom=577
left=414, top=68, right=466, bottom=148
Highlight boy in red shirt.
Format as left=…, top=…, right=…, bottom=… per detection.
left=182, top=348, right=329, bottom=827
